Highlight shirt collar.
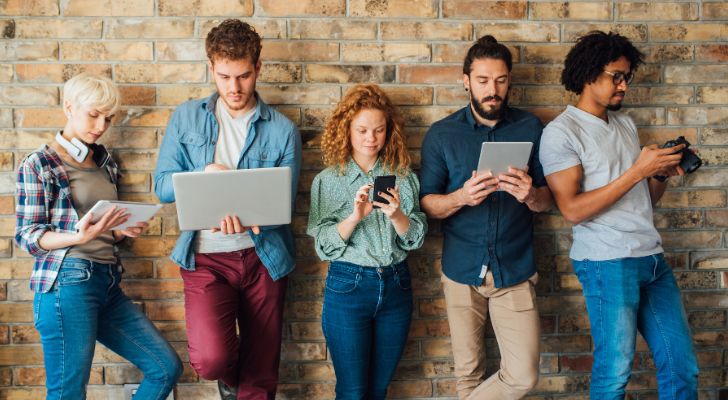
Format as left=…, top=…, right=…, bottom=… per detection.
left=463, top=104, right=514, bottom=130
left=345, top=157, right=382, bottom=184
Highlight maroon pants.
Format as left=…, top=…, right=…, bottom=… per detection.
left=181, top=249, right=287, bottom=400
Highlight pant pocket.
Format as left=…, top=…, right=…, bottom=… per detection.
left=493, top=281, right=536, bottom=312
left=325, top=267, right=359, bottom=294
left=57, top=262, right=92, bottom=286
left=395, top=267, right=412, bottom=291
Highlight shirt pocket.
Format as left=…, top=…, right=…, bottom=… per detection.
left=40, top=170, right=57, bottom=194
left=179, top=132, right=208, bottom=169
left=445, top=148, right=478, bottom=182
left=41, top=171, right=71, bottom=204
left=247, top=148, right=282, bottom=168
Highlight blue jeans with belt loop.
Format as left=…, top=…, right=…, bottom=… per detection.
left=33, top=257, right=183, bottom=400
left=322, top=260, right=413, bottom=400
left=572, top=254, right=698, bottom=400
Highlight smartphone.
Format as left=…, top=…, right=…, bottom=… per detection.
left=372, top=175, right=396, bottom=209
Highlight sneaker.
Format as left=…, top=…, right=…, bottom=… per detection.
left=217, top=380, right=237, bottom=400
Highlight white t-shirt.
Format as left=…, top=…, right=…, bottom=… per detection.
left=194, top=98, right=256, bottom=253
left=539, top=105, right=663, bottom=261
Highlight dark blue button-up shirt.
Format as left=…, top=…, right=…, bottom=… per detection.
left=419, top=105, right=545, bottom=288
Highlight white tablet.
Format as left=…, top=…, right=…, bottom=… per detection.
left=86, top=200, right=162, bottom=230
left=476, top=141, right=534, bottom=177
left=172, top=167, right=292, bottom=231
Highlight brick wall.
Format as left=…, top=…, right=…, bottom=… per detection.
left=0, top=1, right=726, bottom=398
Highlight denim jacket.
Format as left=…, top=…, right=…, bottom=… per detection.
left=153, top=92, right=302, bottom=280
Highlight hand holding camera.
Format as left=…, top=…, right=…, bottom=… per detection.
left=633, top=136, right=702, bottom=182
left=653, top=136, right=702, bottom=181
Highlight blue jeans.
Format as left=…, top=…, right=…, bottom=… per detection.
left=33, top=258, right=183, bottom=400
left=322, top=260, right=413, bottom=400
left=572, top=254, right=698, bottom=400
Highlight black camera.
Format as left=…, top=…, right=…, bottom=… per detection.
left=654, top=136, right=702, bottom=181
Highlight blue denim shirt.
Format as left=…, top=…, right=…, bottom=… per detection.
left=419, top=106, right=545, bottom=288
left=154, top=92, right=302, bottom=280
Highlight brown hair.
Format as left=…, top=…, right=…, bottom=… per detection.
left=321, top=84, right=411, bottom=176
left=205, top=19, right=262, bottom=64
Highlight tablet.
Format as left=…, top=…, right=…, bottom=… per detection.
left=86, top=200, right=162, bottom=230
left=172, top=167, right=291, bottom=231
left=476, top=141, right=534, bottom=177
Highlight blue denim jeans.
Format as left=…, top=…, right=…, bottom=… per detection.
left=572, top=254, right=698, bottom=400
left=322, top=260, right=413, bottom=400
left=33, top=258, right=183, bottom=400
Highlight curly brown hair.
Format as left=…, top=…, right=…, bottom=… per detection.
left=321, top=84, right=411, bottom=176
left=205, top=19, right=262, bottom=64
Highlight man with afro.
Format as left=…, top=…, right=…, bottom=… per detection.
left=539, top=31, right=698, bottom=399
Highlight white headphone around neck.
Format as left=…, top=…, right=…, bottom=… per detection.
left=55, top=131, right=89, bottom=163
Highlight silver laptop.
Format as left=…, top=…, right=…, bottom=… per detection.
left=172, top=167, right=292, bottom=231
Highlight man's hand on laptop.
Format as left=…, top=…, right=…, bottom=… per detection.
left=205, top=163, right=229, bottom=172
left=211, top=215, right=261, bottom=235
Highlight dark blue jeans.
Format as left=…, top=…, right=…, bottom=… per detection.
left=572, top=254, right=698, bottom=400
left=33, top=258, right=183, bottom=400
left=322, top=260, right=413, bottom=400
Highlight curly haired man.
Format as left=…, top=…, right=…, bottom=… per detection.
left=154, top=20, right=302, bottom=400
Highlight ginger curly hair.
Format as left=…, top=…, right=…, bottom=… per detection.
left=321, top=84, right=411, bottom=176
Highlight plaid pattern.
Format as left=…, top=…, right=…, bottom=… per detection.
left=15, top=145, right=119, bottom=293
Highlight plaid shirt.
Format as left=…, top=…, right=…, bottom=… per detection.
left=15, top=145, right=120, bottom=293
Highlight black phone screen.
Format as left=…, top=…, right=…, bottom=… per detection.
left=372, top=175, right=396, bottom=208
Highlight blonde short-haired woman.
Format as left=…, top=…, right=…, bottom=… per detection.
left=15, top=73, right=182, bottom=399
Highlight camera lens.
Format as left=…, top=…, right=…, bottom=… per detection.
left=680, top=150, right=702, bottom=174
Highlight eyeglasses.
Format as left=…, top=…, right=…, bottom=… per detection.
left=603, top=70, right=634, bottom=85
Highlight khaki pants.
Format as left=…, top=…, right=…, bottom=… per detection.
left=442, top=272, right=540, bottom=400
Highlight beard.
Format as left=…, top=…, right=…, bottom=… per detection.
left=220, top=92, right=252, bottom=112
left=606, top=103, right=622, bottom=111
left=470, top=92, right=509, bottom=121
left=214, top=78, right=254, bottom=113
left=607, top=91, right=626, bottom=111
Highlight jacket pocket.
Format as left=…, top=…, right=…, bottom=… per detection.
left=247, top=148, right=282, bottom=168
left=179, top=132, right=208, bottom=169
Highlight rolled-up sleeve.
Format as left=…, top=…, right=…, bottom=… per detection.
left=15, top=158, right=51, bottom=257
left=419, top=128, right=448, bottom=198
left=306, top=174, right=347, bottom=260
left=396, top=173, right=427, bottom=251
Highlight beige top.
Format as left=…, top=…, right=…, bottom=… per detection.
left=63, top=161, right=118, bottom=264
